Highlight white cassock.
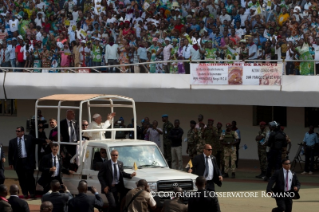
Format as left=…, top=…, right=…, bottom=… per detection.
left=83, top=120, right=111, bottom=140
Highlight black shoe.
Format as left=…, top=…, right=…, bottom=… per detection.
left=263, top=177, right=269, bottom=182
left=255, top=173, right=263, bottom=178
left=30, top=194, right=36, bottom=199
left=223, top=173, right=229, bottom=178
left=232, top=172, right=235, bottom=178
left=23, top=195, right=28, bottom=199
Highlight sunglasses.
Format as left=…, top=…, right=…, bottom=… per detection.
left=111, top=154, right=118, bottom=156
left=16, top=130, right=21, bottom=132
left=205, top=149, right=212, bottom=151
left=284, top=163, right=291, bottom=165
left=50, top=122, right=55, bottom=124
left=82, top=124, right=88, bottom=126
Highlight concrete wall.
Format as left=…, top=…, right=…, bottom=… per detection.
left=0, top=100, right=307, bottom=160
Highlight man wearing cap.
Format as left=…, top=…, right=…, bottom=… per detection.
left=220, top=123, right=239, bottom=178
left=255, top=121, right=269, bottom=179
left=186, top=120, right=199, bottom=160
left=83, top=113, right=116, bottom=140
left=163, top=37, right=173, bottom=73
left=162, top=114, right=174, bottom=167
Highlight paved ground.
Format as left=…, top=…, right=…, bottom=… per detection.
left=3, top=167, right=319, bottom=212
left=2, top=147, right=318, bottom=211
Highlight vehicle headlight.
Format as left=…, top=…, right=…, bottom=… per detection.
left=192, top=179, right=197, bottom=191
left=148, top=182, right=157, bottom=192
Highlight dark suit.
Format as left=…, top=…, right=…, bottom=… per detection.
left=7, top=196, right=29, bottom=212
left=192, top=154, right=222, bottom=191
left=0, top=199, right=12, bottom=212
left=98, top=159, right=132, bottom=211
left=68, top=193, right=103, bottom=212
left=188, top=189, right=220, bottom=212
left=267, top=169, right=301, bottom=212
left=8, top=135, right=47, bottom=196
left=42, top=192, right=72, bottom=212
left=39, top=153, right=70, bottom=193
left=162, top=198, right=188, bottom=212
left=60, top=119, right=79, bottom=156
left=0, top=144, right=5, bottom=184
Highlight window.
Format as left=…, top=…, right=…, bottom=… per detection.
left=253, top=106, right=287, bottom=126
left=90, top=147, right=108, bottom=171
left=0, top=99, right=17, bottom=116
left=305, top=108, right=319, bottom=127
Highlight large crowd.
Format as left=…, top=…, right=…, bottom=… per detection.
left=0, top=0, right=318, bottom=74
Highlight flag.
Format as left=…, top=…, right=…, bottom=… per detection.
left=256, top=6, right=262, bottom=15
left=133, top=162, right=138, bottom=171
left=185, top=159, right=193, bottom=169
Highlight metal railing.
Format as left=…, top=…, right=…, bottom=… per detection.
left=0, top=59, right=318, bottom=75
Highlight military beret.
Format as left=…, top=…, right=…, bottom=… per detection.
left=190, top=120, right=196, bottom=125
left=162, top=114, right=168, bottom=118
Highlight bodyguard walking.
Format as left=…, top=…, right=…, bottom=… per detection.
left=8, top=126, right=50, bottom=198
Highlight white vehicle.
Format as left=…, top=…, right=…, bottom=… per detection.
left=34, top=94, right=197, bottom=204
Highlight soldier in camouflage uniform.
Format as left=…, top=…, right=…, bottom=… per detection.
left=186, top=120, right=199, bottom=160
left=220, top=123, right=239, bottom=178
left=162, top=114, right=174, bottom=167
left=255, top=121, right=269, bottom=179
left=214, top=122, right=224, bottom=172
left=203, top=119, right=216, bottom=147
left=196, top=122, right=206, bottom=155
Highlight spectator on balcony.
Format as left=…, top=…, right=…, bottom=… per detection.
left=105, top=37, right=119, bottom=73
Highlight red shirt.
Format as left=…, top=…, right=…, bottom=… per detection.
left=174, top=24, right=185, bottom=33
left=15, top=45, right=24, bottom=62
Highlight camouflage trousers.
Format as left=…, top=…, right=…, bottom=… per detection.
left=188, top=143, right=197, bottom=160
left=224, top=146, right=236, bottom=173
left=163, top=139, right=172, bottom=162
left=257, top=143, right=268, bottom=172
left=196, top=139, right=206, bottom=155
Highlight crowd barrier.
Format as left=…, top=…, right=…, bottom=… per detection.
left=0, top=60, right=318, bottom=75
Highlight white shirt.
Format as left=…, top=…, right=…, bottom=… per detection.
left=83, top=120, right=111, bottom=140
left=219, top=14, right=231, bottom=24
left=304, top=2, right=312, bottom=10
left=190, top=46, right=201, bottom=60
left=111, top=160, right=120, bottom=184
left=72, top=11, right=79, bottom=21
left=182, top=44, right=192, bottom=59
left=51, top=153, right=59, bottom=177
left=248, top=44, right=258, bottom=59
left=203, top=153, right=214, bottom=181
left=9, top=19, right=19, bottom=32
left=10, top=45, right=16, bottom=59
left=17, top=136, right=27, bottom=158
left=285, top=49, right=294, bottom=61
left=34, top=17, right=44, bottom=27
left=283, top=168, right=292, bottom=191
left=313, top=44, right=319, bottom=64
left=105, top=44, right=119, bottom=61
left=67, top=119, right=77, bottom=142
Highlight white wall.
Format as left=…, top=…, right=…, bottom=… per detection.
left=0, top=100, right=306, bottom=160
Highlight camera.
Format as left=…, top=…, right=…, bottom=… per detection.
left=26, top=116, right=49, bottom=132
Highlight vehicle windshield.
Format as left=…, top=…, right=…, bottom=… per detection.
left=109, top=145, right=167, bottom=168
